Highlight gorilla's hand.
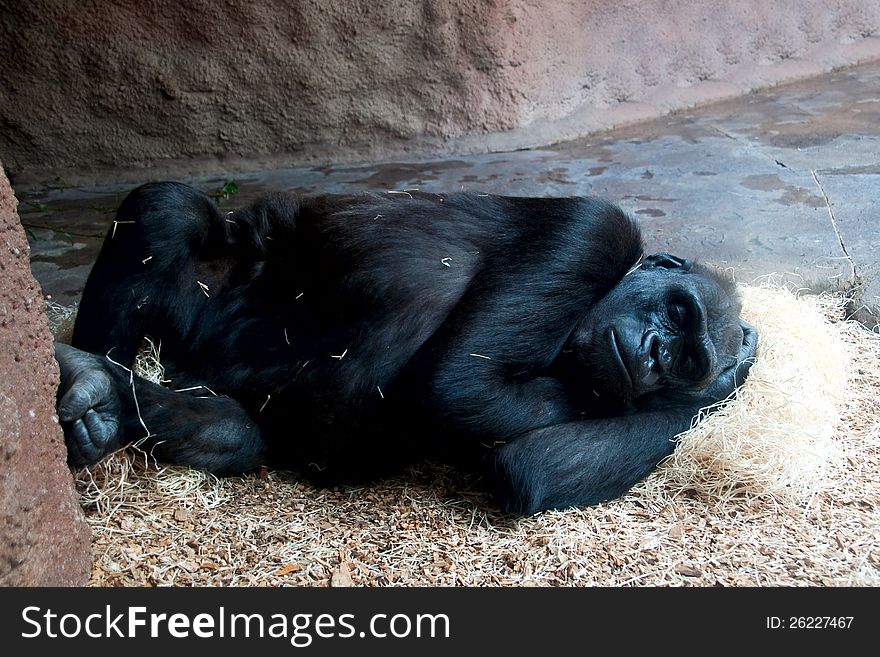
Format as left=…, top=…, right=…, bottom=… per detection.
left=704, top=320, right=758, bottom=402
left=55, top=343, right=124, bottom=467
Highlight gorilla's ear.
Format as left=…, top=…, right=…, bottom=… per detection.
left=640, top=253, right=692, bottom=271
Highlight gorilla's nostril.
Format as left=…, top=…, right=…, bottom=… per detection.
left=638, top=333, right=661, bottom=386
left=646, top=334, right=661, bottom=369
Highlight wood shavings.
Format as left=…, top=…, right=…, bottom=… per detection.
left=330, top=563, right=354, bottom=587
left=111, top=220, right=135, bottom=238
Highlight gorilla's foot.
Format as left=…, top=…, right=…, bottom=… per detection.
left=54, top=343, right=124, bottom=467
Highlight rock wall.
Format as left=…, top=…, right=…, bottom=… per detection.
left=0, top=162, right=91, bottom=586
left=1, top=0, right=879, bottom=184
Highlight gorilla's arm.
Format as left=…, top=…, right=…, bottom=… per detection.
left=490, top=411, right=689, bottom=514
left=419, top=197, right=644, bottom=439
left=489, top=323, right=758, bottom=514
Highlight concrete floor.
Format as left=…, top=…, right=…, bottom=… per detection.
left=18, top=61, right=880, bottom=326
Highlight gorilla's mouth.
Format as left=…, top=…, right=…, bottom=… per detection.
left=609, top=328, right=633, bottom=389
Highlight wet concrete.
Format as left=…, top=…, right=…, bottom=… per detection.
left=18, top=61, right=880, bottom=325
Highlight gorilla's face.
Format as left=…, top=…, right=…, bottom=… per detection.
left=567, top=258, right=745, bottom=401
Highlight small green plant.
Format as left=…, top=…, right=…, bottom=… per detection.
left=20, top=200, right=49, bottom=213
left=210, top=180, right=239, bottom=203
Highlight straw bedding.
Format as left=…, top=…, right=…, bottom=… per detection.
left=50, top=285, right=879, bottom=586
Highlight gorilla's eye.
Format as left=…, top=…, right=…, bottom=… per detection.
left=667, top=302, right=689, bottom=328
left=666, top=294, right=704, bottom=336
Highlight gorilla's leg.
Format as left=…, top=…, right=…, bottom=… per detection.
left=71, top=182, right=229, bottom=365
left=56, top=343, right=267, bottom=474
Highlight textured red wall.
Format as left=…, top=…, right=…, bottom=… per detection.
left=0, top=163, right=91, bottom=585
left=1, top=1, right=879, bottom=183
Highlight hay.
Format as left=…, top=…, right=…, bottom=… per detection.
left=56, top=286, right=880, bottom=586
left=45, top=299, right=77, bottom=343
left=657, top=285, right=849, bottom=505
left=76, top=448, right=230, bottom=519
left=134, top=337, right=166, bottom=384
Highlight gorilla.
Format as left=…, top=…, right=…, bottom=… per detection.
left=54, top=182, right=757, bottom=514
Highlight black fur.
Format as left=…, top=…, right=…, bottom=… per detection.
left=57, top=182, right=757, bottom=514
